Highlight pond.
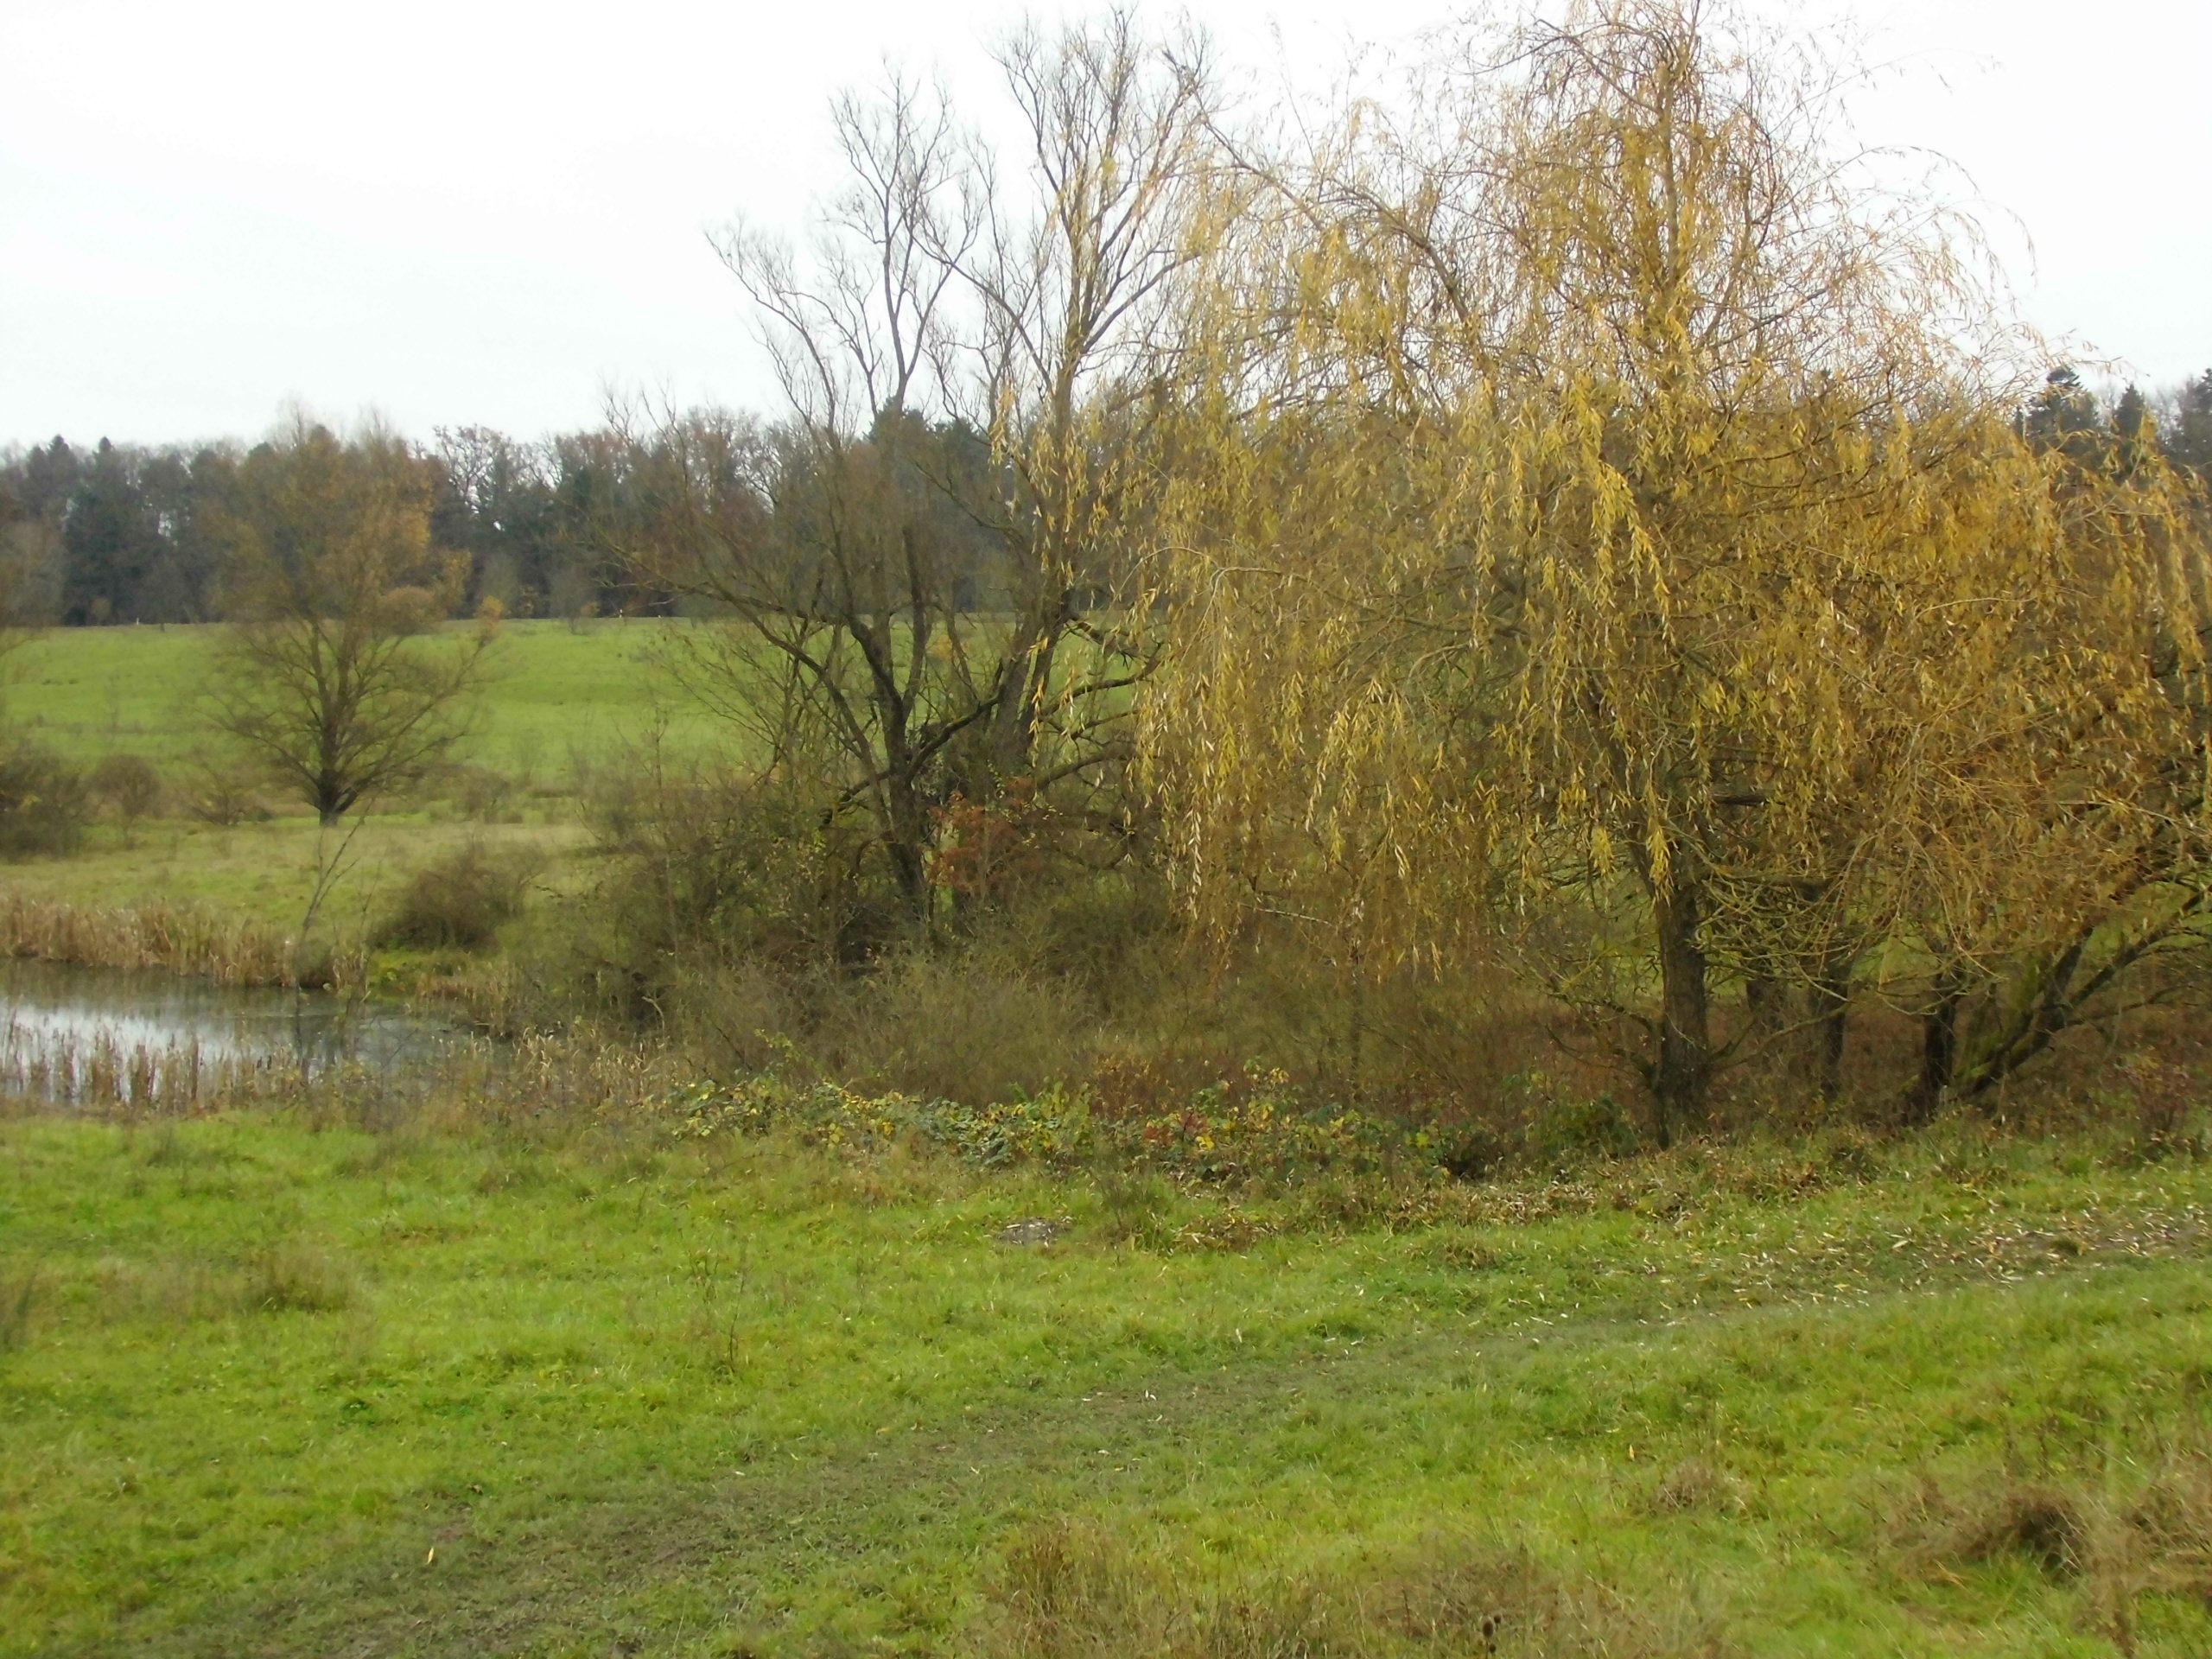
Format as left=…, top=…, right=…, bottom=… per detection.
left=0, top=959, right=467, bottom=1106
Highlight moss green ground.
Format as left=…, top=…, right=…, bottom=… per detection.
left=3, top=1114, right=2209, bottom=1656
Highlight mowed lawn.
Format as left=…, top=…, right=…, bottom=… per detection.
left=3, top=1113, right=2209, bottom=1656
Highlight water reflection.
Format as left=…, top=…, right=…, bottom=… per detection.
left=0, top=959, right=461, bottom=1104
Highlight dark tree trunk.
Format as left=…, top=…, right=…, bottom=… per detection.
left=883, top=768, right=933, bottom=925
left=1813, top=940, right=1854, bottom=1102
left=1910, top=972, right=1967, bottom=1126
left=1649, top=881, right=1712, bottom=1149
left=1743, top=975, right=1783, bottom=1035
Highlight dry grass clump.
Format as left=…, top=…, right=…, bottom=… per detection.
left=0, top=1025, right=296, bottom=1113
left=1921, top=1480, right=2089, bottom=1578
left=238, top=1243, right=356, bottom=1313
left=0, top=1262, right=36, bottom=1355
left=79, top=1242, right=359, bottom=1324
left=976, top=1520, right=1726, bottom=1658
left=1647, top=1458, right=1751, bottom=1518
left=2119, top=1458, right=2212, bottom=1600
left=1891, top=1450, right=2212, bottom=1648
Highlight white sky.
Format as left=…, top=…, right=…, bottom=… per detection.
left=2, top=0, right=2206, bottom=451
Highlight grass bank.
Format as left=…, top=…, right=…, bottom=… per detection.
left=3, top=1108, right=2209, bottom=1656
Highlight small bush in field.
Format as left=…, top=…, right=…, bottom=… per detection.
left=177, top=749, right=268, bottom=825
left=579, top=760, right=901, bottom=1002
left=376, top=842, right=536, bottom=951
left=444, top=765, right=518, bottom=823
left=88, top=753, right=162, bottom=835
left=0, top=745, right=90, bottom=856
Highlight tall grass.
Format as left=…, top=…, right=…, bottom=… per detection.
left=0, top=1011, right=680, bottom=1125
left=0, top=893, right=307, bottom=987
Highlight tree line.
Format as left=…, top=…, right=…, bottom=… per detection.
left=0, top=424, right=638, bottom=626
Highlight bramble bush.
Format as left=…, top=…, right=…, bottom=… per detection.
left=0, top=745, right=90, bottom=857
left=659, top=1059, right=1436, bottom=1184
left=661, top=1074, right=1093, bottom=1168
left=1122, top=1066, right=1407, bottom=1183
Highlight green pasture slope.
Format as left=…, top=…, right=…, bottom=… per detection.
left=3, top=1115, right=2209, bottom=1656
left=1, top=619, right=723, bottom=772
left=0, top=621, right=733, bottom=932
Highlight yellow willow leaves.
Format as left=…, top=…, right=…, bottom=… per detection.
left=1137, top=0, right=2212, bottom=995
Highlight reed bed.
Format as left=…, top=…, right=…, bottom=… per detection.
left=0, top=893, right=315, bottom=988
left=0, top=1023, right=303, bottom=1111
left=0, top=1010, right=682, bottom=1125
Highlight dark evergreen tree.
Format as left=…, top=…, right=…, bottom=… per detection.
left=2168, top=369, right=2212, bottom=480
left=60, top=440, right=169, bottom=623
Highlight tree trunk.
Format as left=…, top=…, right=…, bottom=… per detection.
left=1910, top=971, right=1966, bottom=1126
left=1649, top=881, right=1712, bottom=1149
left=883, top=770, right=933, bottom=925
left=1743, top=975, right=1783, bottom=1036
left=1813, top=940, right=1854, bottom=1102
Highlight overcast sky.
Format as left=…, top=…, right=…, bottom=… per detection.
left=3, top=0, right=2206, bottom=451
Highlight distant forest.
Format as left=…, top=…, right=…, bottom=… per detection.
left=0, top=410, right=1018, bottom=627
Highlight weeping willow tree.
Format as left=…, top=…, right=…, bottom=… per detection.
left=1872, top=413, right=2212, bottom=1118
left=1141, top=0, right=2208, bottom=1138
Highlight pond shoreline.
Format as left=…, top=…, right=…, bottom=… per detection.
left=0, top=957, right=466, bottom=1108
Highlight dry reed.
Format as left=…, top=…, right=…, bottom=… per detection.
left=0, top=893, right=311, bottom=988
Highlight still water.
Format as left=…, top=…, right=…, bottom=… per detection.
left=0, top=958, right=462, bottom=1103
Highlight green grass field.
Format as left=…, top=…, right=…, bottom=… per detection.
left=0, top=815, right=583, bottom=941
left=1, top=619, right=725, bottom=773
left=0, top=621, right=731, bottom=955
left=3, top=1113, right=2209, bottom=1656
left=4, top=628, right=2211, bottom=1656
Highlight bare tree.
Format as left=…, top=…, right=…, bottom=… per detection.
left=211, top=420, right=493, bottom=825
left=645, top=20, right=1222, bottom=925
left=952, top=11, right=1220, bottom=786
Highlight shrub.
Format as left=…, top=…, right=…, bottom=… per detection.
left=828, top=951, right=1103, bottom=1107
left=1119, top=1068, right=1404, bottom=1184
left=376, top=842, right=536, bottom=951
left=662, top=1062, right=1433, bottom=1186
left=444, top=764, right=518, bottom=823
left=664, top=1075, right=1093, bottom=1168
left=0, top=745, right=90, bottom=856
left=1502, top=1071, right=1642, bottom=1168
left=579, top=758, right=901, bottom=996
left=176, top=748, right=268, bottom=826
left=88, top=753, right=162, bottom=834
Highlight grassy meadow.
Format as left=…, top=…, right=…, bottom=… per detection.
left=3, top=626, right=2211, bottom=1656
left=4, top=1110, right=2211, bottom=1657
left=0, top=621, right=720, bottom=981
left=2, top=618, right=721, bottom=776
